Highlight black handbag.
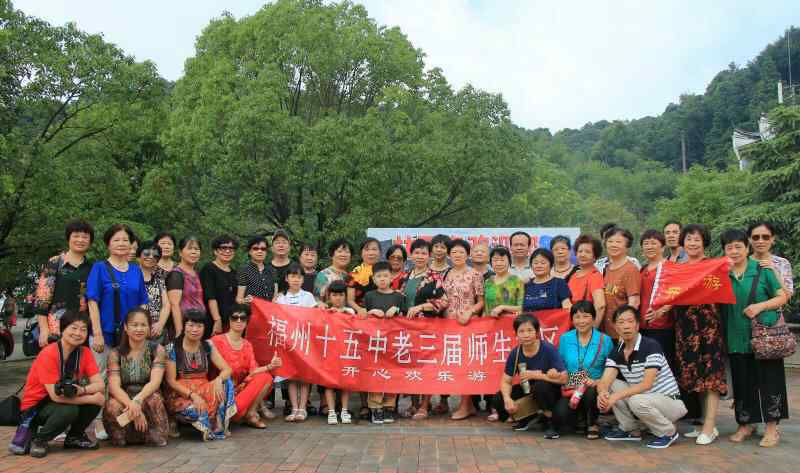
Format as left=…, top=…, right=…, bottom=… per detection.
left=0, top=384, right=24, bottom=426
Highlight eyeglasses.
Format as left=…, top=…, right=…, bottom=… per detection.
left=218, top=245, right=236, bottom=252
left=750, top=234, right=772, bottom=241
left=251, top=246, right=268, bottom=251
left=140, top=249, right=160, bottom=259
left=230, top=315, right=248, bottom=322
left=388, top=255, right=405, bottom=261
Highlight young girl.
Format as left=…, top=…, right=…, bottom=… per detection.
left=323, top=280, right=354, bottom=425
left=275, top=263, right=317, bottom=422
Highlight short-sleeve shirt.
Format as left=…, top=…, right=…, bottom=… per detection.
left=166, top=267, right=206, bottom=314
left=275, top=289, right=317, bottom=308
left=86, top=261, right=148, bottom=338
left=771, top=255, right=794, bottom=294
left=314, top=266, right=350, bottom=300
left=639, top=265, right=674, bottom=330
left=302, top=270, right=317, bottom=294
left=442, top=267, right=485, bottom=319
left=483, top=275, right=524, bottom=315
left=271, top=261, right=291, bottom=295
left=200, top=262, right=237, bottom=325
left=605, top=334, right=680, bottom=396
left=603, top=261, right=641, bottom=338
left=567, top=268, right=604, bottom=303
left=34, top=256, right=93, bottom=318
left=21, top=343, right=99, bottom=410
left=237, top=262, right=275, bottom=300
left=504, top=341, right=565, bottom=377
left=557, top=329, right=613, bottom=380
left=364, top=290, right=406, bottom=314
left=522, top=277, right=571, bottom=311
left=509, top=264, right=533, bottom=282
left=720, top=258, right=782, bottom=353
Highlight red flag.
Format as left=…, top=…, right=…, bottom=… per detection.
left=650, top=258, right=736, bottom=307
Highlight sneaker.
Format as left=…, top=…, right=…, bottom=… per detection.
left=544, top=421, right=560, bottom=439
left=603, top=429, right=642, bottom=441
left=383, top=408, right=396, bottom=424
left=683, top=429, right=701, bottom=438
left=340, top=410, right=353, bottom=424
left=63, top=433, right=99, bottom=450
left=371, top=408, right=384, bottom=425
left=29, top=438, right=48, bottom=458
left=512, top=415, right=538, bottom=431
left=328, top=410, right=339, bottom=425
left=94, top=424, right=108, bottom=441
left=696, top=428, right=719, bottom=445
left=646, top=431, right=680, bottom=449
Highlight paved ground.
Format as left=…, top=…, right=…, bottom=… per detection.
left=1, top=359, right=798, bottom=473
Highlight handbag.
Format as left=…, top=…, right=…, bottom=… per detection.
left=509, top=346, right=540, bottom=421
left=562, top=331, right=605, bottom=397
left=749, top=267, right=797, bottom=359
left=0, top=384, right=24, bottom=426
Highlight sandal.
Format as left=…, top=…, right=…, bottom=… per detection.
left=759, top=431, right=780, bottom=448
left=487, top=409, right=499, bottom=422
left=412, top=408, right=429, bottom=420
left=729, top=425, right=755, bottom=443
left=450, top=410, right=474, bottom=421
left=285, top=409, right=299, bottom=422
left=245, top=414, right=267, bottom=429
left=586, top=426, right=600, bottom=440
left=296, top=409, right=308, bottom=422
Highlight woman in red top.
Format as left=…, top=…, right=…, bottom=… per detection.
left=211, top=304, right=279, bottom=428
left=638, top=230, right=676, bottom=369
left=567, top=235, right=606, bottom=327
left=17, top=311, right=105, bottom=458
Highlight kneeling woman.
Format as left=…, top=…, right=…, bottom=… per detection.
left=494, top=313, right=568, bottom=439
left=211, top=304, right=279, bottom=429
left=164, top=309, right=236, bottom=440
left=103, top=308, right=169, bottom=447
left=554, top=301, right=613, bottom=439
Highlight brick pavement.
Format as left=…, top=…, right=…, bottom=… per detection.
left=1, top=359, right=798, bottom=473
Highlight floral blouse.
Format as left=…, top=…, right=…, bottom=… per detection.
left=442, top=267, right=484, bottom=319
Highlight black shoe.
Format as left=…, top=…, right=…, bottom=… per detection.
left=63, top=433, right=99, bottom=450
left=383, top=408, right=396, bottom=424
left=371, top=408, right=384, bottom=425
left=544, top=421, right=560, bottom=439
left=512, top=415, right=537, bottom=431
left=29, top=438, right=48, bottom=458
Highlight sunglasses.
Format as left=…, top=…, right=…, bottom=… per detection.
left=750, top=234, right=772, bottom=241
left=141, top=249, right=161, bottom=258
left=218, top=245, right=237, bottom=251
left=251, top=246, right=268, bottom=251
left=230, top=315, right=249, bottom=322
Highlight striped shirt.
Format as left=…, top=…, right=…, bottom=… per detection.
left=605, top=334, right=680, bottom=396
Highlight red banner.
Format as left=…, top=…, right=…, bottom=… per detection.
left=246, top=301, right=571, bottom=395
left=650, top=258, right=736, bottom=307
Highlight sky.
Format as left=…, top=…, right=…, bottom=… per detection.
left=14, top=0, right=800, bottom=131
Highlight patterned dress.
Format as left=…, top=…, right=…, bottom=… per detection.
left=442, top=267, right=484, bottom=319
left=674, top=303, right=728, bottom=394
left=103, top=343, right=169, bottom=446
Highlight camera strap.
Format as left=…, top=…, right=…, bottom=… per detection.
left=104, top=261, right=122, bottom=346
left=57, top=342, right=81, bottom=381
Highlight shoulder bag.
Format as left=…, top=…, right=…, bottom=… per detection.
left=509, top=347, right=539, bottom=421
left=104, top=261, right=123, bottom=347
left=749, top=266, right=797, bottom=359
left=562, top=331, right=605, bottom=397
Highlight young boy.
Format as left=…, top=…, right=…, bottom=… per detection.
left=275, top=263, right=317, bottom=422
left=323, top=280, right=354, bottom=425
left=364, top=261, right=405, bottom=424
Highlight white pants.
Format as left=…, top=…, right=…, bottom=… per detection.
left=610, top=379, right=687, bottom=437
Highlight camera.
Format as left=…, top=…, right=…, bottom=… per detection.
left=54, top=378, right=79, bottom=398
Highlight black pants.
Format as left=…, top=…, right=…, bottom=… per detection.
left=492, top=381, right=560, bottom=424
left=32, top=401, right=101, bottom=441
left=729, top=353, right=788, bottom=425
left=553, top=386, right=599, bottom=429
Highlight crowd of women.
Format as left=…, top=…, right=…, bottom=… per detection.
left=10, top=218, right=794, bottom=457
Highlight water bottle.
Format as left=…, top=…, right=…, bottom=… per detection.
left=569, top=383, right=587, bottom=409
left=519, top=362, right=530, bottom=394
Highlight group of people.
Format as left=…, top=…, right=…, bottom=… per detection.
left=11, top=218, right=793, bottom=458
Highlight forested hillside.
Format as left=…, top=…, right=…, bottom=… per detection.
left=0, top=0, right=798, bottom=296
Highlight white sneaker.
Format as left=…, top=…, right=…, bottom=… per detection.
left=696, top=428, right=719, bottom=445
left=340, top=410, right=352, bottom=424
left=94, top=424, right=109, bottom=441
left=327, top=410, right=339, bottom=425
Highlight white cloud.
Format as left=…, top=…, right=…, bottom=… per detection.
left=14, top=0, right=800, bottom=131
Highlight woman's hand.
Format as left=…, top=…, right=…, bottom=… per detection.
left=406, top=305, right=423, bottom=318
left=127, top=400, right=143, bottom=420
left=213, top=378, right=225, bottom=402
left=584, top=378, right=597, bottom=388
left=38, top=327, right=50, bottom=348
left=490, top=306, right=504, bottom=318
left=191, top=393, right=208, bottom=414
left=758, top=259, right=776, bottom=271
left=151, top=321, right=164, bottom=338
left=644, top=308, right=663, bottom=323
left=92, top=333, right=106, bottom=353
left=504, top=397, right=517, bottom=414
left=132, top=413, right=148, bottom=433
left=212, top=319, right=223, bottom=335
left=367, top=309, right=385, bottom=318
left=456, top=312, right=471, bottom=326
left=743, top=303, right=764, bottom=319
left=385, top=307, right=399, bottom=318
left=268, top=353, right=282, bottom=371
